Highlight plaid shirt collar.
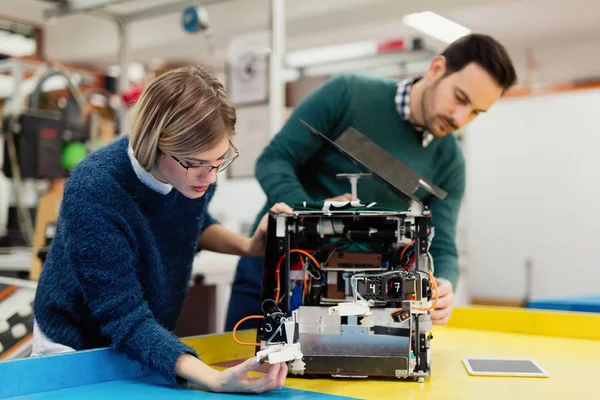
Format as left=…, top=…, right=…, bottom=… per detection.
left=395, top=77, right=434, bottom=148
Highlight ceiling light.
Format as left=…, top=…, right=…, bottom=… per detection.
left=402, top=11, right=470, bottom=44
left=286, top=41, right=377, bottom=68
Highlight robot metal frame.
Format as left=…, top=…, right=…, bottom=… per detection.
left=253, top=122, right=447, bottom=382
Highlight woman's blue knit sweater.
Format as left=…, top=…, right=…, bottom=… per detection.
left=33, top=136, right=217, bottom=384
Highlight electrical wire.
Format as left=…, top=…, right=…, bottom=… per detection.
left=234, top=240, right=435, bottom=347
left=350, top=270, right=403, bottom=303
left=427, top=251, right=435, bottom=275
left=261, top=299, right=280, bottom=314
left=388, top=271, right=439, bottom=316
left=412, top=272, right=438, bottom=311
left=399, top=240, right=414, bottom=268
left=234, top=229, right=438, bottom=348
left=232, top=315, right=264, bottom=346
left=275, top=249, right=321, bottom=303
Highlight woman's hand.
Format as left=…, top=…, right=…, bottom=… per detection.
left=175, top=353, right=287, bottom=393
left=246, top=202, right=294, bottom=257
left=213, top=357, right=288, bottom=393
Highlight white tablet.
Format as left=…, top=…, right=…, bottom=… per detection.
left=462, top=357, right=549, bottom=378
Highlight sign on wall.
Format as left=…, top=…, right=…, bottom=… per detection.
left=226, top=31, right=269, bottom=106
left=226, top=32, right=271, bottom=179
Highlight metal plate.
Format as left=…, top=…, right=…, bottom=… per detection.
left=301, top=120, right=447, bottom=206
left=302, top=355, right=414, bottom=379
left=299, top=332, right=409, bottom=357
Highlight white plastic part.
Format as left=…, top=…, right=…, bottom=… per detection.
left=258, top=341, right=304, bottom=373
left=410, top=299, right=432, bottom=313
left=284, top=321, right=295, bottom=344
left=290, top=358, right=306, bottom=375
left=257, top=314, right=305, bottom=373
left=18, top=304, right=32, bottom=318
left=276, top=215, right=286, bottom=237
left=0, top=320, right=9, bottom=334
left=258, top=342, right=303, bottom=363
left=329, top=300, right=371, bottom=317
left=256, top=344, right=284, bottom=363
left=267, top=342, right=300, bottom=363
left=11, top=323, right=27, bottom=339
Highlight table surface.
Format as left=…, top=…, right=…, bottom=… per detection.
left=2, top=306, right=600, bottom=400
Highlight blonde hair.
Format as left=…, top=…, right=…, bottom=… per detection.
left=129, top=65, right=236, bottom=171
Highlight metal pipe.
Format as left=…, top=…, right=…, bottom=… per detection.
left=269, top=0, right=286, bottom=138
left=116, top=17, right=130, bottom=135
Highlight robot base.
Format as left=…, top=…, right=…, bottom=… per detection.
left=293, top=305, right=432, bottom=380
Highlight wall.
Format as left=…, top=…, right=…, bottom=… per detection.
left=509, top=38, right=600, bottom=87
left=207, top=175, right=265, bottom=235
left=462, top=88, right=600, bottom=302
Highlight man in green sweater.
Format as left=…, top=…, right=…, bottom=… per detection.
left=225, top=33, right=516, bottom=330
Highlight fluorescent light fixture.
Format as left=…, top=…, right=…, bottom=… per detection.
left=286, top=41, right=377, bottom=68
left=402, top=11, right=470, bottom=44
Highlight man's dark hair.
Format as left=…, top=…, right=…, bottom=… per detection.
left=442, top=33, right=517, bottom=92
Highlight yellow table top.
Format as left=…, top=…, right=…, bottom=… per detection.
left=184, top=306, right=600, bottom=400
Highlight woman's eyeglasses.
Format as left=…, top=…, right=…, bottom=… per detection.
left=169, top=141, right=239, bottom=179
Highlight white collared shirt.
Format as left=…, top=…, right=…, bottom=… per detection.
left=394, top=77, right=434, bottom=148
left=127, top=144, right=173, bottom=194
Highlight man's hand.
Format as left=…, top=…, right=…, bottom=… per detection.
left=247, top=202, right=294, bottom=257
left=324, top=193, right=353, bottom=202
left=430, top=277, right=454, bottom=325
left=213, top=357, right=288, bottom=393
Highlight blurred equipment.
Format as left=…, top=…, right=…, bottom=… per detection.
left=181, top=5, right=214, bottom=55
left=181, top=6, right=210, bottom=33
left=250, top=122, right=447, bottom=381
left=2, top=62, right=97, bottom=180
left=29, top=179, right=63, bottom=281
left=0, top=276, right=37, bottom=360
left=0, top=59, right=100, bottom=260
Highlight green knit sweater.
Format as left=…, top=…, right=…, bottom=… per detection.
left=253, top=72, right=466, bottom=289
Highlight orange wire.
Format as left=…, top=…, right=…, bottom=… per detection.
left=399, top=240, right=414, bottom=263
left=275, top=249, right=321, bottom=303
left=299, top=254, right=309, bottom=296
left=233, top=249, right=322, bottom=347
left=413, top=273, right=438, bottom=311
left=389, top=272, right=438, bottom=316
left=232, top=315, right=264, bottom=346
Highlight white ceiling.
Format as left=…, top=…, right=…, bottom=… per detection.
left=1, top=0, right=599, bottom=83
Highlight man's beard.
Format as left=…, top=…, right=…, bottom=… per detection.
left=420, top=82, right=457, bottom=137
left=420, top=84, right=436, bottom=134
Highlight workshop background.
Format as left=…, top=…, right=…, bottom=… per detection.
left=0, top=0, right=597, bottom=354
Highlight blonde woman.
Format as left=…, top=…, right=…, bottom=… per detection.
left=32, top=66, right=291, bottom=393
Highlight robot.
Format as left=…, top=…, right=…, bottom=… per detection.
left=254, top=122, right=447, bottom=382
